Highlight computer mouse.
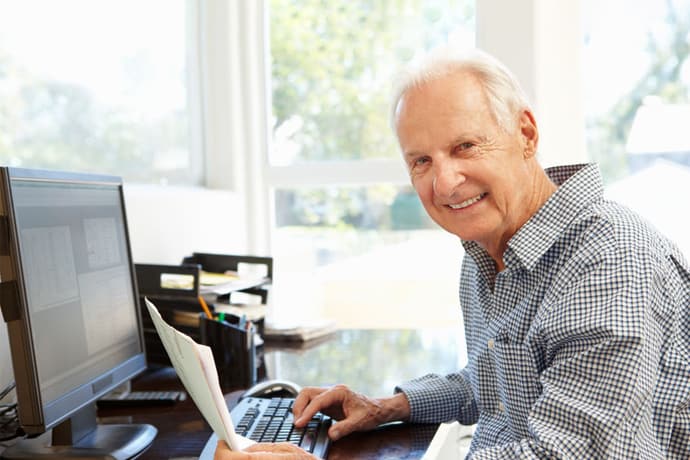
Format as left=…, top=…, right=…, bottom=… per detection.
left=241, top=379, right=302, bottom=399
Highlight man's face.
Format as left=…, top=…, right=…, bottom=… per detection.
left=394, top=71, right=538, bottom=251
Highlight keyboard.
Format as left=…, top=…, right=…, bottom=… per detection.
left=97, top=390, right=187, bottom=407
left=199, top=396, right=332, bottom=459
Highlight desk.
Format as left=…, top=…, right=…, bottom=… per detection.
left=98, top=328, right=464, bottom=459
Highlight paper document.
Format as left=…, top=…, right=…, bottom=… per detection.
left=144, top=298, right=254, bottom=451
left=199, top=271, right=269, bottom=295
left=421, top=421, right=474, bottom=460
left=158, top=271, right=268, bottom=295
left=263, top=318, right=337, bottom=342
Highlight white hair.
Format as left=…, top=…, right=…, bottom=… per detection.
left=390, top=46, right=532, bottom=134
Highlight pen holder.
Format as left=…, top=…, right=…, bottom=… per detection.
left=199, top=316, right=257, bottom=390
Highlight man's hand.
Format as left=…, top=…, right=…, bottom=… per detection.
left=292, top=384, right=411, bottom=441
left=213, top=441, right=319, bottom=459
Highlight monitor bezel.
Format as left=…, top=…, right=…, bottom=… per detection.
left=0, top=166, right=148, bottom=435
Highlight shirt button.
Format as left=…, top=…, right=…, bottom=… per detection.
left=487, top=339, right=495, bottom=350
left=498, top=402, right=505, bottom=413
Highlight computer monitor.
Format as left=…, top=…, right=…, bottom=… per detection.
left=0, top=167, right=156, bottom=459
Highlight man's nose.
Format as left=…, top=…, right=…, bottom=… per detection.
left=432, top=159, right=465, bottom=199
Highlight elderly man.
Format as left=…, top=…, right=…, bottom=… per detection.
left=215, top=47, right=690, bottom=459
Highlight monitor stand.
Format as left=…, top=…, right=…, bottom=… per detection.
left=1, top=404, right=157, bottom=460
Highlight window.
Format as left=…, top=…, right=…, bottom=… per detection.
left=266, top=0, right=475, bottom=327
left=0, top=0, right=200, bottom=185
left=582, top=0, right=690, bottom=257
left=269, top=0, right=474, bottom=165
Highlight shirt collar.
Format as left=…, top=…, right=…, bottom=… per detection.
left=462, top=163, right=604, bottom=273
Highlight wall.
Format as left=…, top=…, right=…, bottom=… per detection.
left=123, top=185, right=250, bottom=264
left=476, top=0, right=586, bottom=167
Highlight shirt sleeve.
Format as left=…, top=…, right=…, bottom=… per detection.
left=395, top=367, right=479, bottom=426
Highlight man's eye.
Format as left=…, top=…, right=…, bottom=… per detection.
left=412, top=157, right=430, bottom=168
left=457, top=142, right=474, bottom=151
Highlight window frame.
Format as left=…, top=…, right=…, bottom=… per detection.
left=201, top=0, right=584, bottom=256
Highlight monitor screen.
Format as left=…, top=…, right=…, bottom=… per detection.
left=0, top=167, right=155, bottom=459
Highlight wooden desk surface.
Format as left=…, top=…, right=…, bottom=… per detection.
left=98, top=328, right=463, bottom=459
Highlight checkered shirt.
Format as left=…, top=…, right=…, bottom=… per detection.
left=396, top=163, right=690, bottom=459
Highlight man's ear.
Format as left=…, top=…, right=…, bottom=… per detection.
left=519, top=109, right=539, bottom=158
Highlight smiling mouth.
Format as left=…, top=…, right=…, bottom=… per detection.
left=447, top=193, right=487, bottom=210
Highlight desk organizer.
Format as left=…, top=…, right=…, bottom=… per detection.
left=135, top=253, right=272, bottom=380
left=199, top=315, right=257, bottom=389
left=136, top=263, right=204, bottom=366
left=181, top=252, right=272, bottom=306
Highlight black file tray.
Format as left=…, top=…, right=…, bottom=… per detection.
left=135, top=263, right=205, bottom=366
left=181, top=252, right=272, bottom=304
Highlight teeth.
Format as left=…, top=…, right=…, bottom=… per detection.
left=448, top=193, right=485, bottom=209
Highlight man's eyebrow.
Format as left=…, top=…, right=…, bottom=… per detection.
left=445, top=135, right=471, bottom=150
left=403, top=150, right=425, bottom=161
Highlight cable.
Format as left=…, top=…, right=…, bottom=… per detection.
left=0, top=381, right=15, bottom=401
left=0, top=381, right=22, bottom=441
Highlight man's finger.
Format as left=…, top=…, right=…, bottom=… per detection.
left=292, top=386, right=326, bottom=419
left=294, top=386, right=348, bottom=426
left=245, top=442, right=305, bottom=453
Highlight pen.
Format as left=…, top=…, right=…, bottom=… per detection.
left=246, top=321, right=253, bottom=350
left=198, top=295, right=213, bottom=319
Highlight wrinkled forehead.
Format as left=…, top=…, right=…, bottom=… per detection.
left=394, top=71, right=490, bottom=129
